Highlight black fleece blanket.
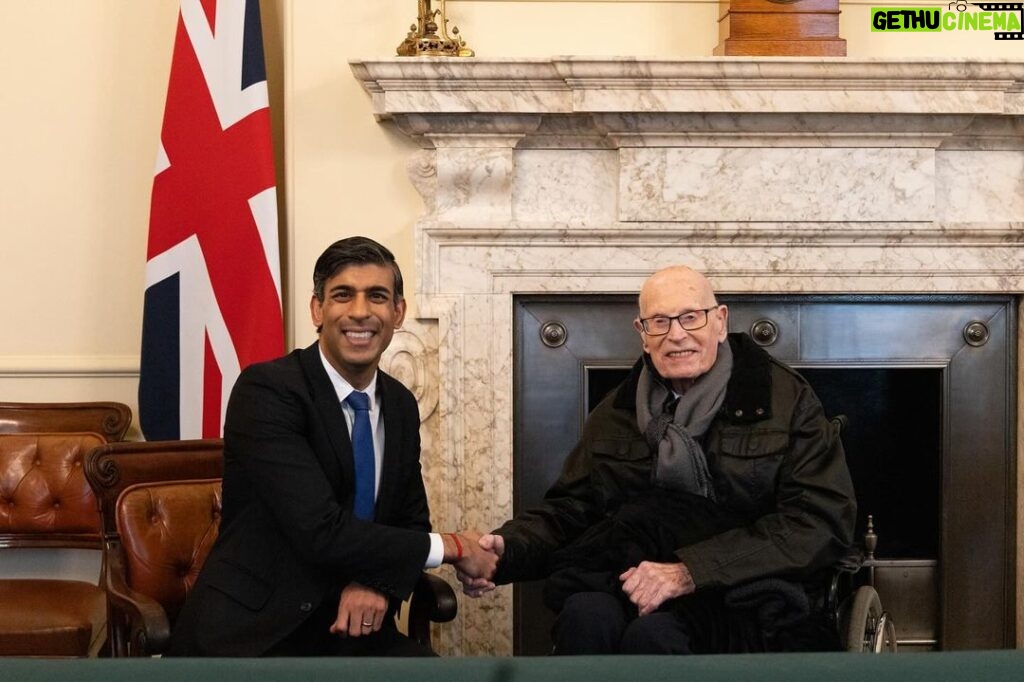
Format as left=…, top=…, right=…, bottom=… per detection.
left=542, top=488, right=743, bottom=613
left=542, top=488, right=818, bottom=650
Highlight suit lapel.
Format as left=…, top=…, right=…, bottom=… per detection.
left=298, top=343, right=354, bottom=497
left=374, top=373, right=403, bottom=523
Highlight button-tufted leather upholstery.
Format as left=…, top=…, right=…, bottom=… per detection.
left=0, top=433, right=102, bottom=536
left=84, top=439, right=224, bottom=657
left=0, top=432, right=108, bottom=657
left=116, top=479, right=222, bottom=626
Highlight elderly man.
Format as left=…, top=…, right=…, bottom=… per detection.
left=460, top=265, right=856, bottom=654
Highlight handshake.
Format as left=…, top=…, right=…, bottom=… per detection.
left=443, top=531, right=504, bottom=598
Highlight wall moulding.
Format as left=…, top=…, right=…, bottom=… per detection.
left=0, top=355, right=139, bottom=378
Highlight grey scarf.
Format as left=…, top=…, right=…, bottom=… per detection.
left=635, top=340, right=733, bottom=499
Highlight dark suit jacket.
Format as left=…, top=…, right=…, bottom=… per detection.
left=167, top=343, right=432, bottom=656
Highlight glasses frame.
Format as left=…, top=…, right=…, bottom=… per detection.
left=638, top=306, right=718, bottom=336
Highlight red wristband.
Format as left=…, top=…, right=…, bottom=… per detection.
left=449, top=533, right=463, bottom=560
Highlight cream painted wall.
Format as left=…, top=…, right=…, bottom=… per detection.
left=0, top=1, right=178, bottom=433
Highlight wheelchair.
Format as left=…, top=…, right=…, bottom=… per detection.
left=824, top=515, right=898, bottom=652
left=826, top=415, right=898, bottom=653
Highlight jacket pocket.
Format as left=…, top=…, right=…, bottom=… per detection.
left=204, top=557, right=273, bottom=612
left=714, top=429, right=789, bottom=510
left=591, top=437, right=649, bottom=461
left=589, top=437, right=652, bottom=508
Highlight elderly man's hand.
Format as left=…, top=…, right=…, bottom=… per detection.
left=619, top=561, right=695, bottom=616
left=447, top=530, right=499, bottom=593
left=456, top=533, right=503, bottom=597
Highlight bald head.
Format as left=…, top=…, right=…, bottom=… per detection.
left=634, top=265, right=728, bottom=392
left=638, top=266, right=718, bottom=315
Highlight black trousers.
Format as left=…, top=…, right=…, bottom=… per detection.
left=551, top=591, right=766, bottom=655
left=552, top=590, right=838, bottom=655
left=265, top=595, right=436, bottom=657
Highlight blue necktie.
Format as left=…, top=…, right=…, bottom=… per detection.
left=345, top=391, right=375, bottom=520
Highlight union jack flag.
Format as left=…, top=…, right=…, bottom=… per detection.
left=140, top=0, right=284, bottom=440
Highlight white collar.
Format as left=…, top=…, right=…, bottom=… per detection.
left=318, top=347, right=379, bottom=408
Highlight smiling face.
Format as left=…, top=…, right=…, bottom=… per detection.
left=310, top=263, right=406, bottom=390
left=633, top=266, right=728, bottom=393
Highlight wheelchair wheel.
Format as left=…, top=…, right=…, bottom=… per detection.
left=872, top=610, right=898, bottom=653
left=844, top=585, right=897, bottom=653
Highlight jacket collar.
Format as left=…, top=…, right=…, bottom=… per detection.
left=300, top=341, right=393, bottom=401
left=614, top=332, right=773, bottom=424
left=299, top=342, right=355, bottom=481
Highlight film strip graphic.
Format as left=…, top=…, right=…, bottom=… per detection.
left=970, top=2, right=1024, bottom=39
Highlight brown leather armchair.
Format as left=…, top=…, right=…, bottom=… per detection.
left=0, top=432, right=110, bottom=657
left=85, top=439, right=457, bottom=656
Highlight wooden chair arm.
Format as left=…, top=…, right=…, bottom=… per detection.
left=104, top=547, right=171, bottom=656
left=407, top=572, right=458, bottom=646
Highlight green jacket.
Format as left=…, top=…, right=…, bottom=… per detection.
left=494, top=333, right=857, bottom=590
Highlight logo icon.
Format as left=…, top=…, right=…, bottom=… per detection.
left=870, top=3, right=1023, bottom=38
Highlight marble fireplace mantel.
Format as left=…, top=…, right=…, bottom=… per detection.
left=351, top=57, right=1024, bottom=655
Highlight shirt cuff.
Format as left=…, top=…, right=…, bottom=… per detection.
left=425, top=532, right=444, bottom=569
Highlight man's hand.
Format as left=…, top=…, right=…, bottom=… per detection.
left=619, top=561, right=695, bottom=616
left=445, top=530, right=499, bottom=591
left=456, top=533, right=503, bottom=598
left=330, top=582, right=387, bottom=637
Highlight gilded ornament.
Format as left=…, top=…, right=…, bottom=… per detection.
left=396, top=0, right=474, bottom=57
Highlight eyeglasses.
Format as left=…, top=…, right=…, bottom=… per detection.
left=638, top=307, right=717, bottom=336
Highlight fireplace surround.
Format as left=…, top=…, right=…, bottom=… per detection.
left=351, top=57, right=1024, bottom=655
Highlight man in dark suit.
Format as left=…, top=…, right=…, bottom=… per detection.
left=168, top=236, right=495, bottom=657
